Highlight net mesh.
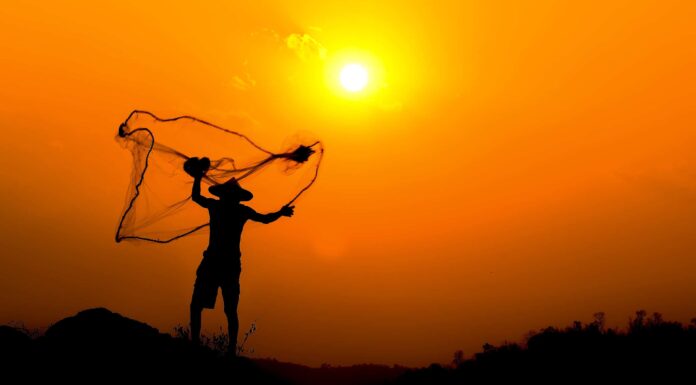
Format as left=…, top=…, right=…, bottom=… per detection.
left=115, top=110, right=323, bottom=243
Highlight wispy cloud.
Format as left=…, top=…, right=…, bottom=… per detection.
left=230, top=73, right=256, bottom=91
left=285, top=33, right=327, bottom=62
left=237, top=28, right=328, bottom=89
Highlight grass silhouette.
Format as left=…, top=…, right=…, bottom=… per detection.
left=172, top=321, right=256, bottom=356
left=2, top=308, right=695, bottom=384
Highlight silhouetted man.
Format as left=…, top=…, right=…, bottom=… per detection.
left=184, top=157, right=294, bottom=354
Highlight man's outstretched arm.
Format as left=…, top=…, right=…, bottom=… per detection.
left=248, top=205, right=294, bottom=224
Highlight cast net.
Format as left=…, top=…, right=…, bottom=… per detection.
left=115, top=110, right=323, bottom=243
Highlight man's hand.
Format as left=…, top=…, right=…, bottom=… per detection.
left=280, top=205, right=295, bottom=217
left=184, top=157, right=210, bottom=178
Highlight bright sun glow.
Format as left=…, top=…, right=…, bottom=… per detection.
left=339, top=63, right=369, bottom=92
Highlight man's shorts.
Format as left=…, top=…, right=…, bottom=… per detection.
left=191, top=251, right=241, bottom=310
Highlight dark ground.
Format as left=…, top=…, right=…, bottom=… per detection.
left=0, top=308, right=405, bottom=384
left=2, top=308, right=695, bottom=384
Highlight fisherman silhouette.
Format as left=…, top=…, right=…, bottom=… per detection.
left=184, top=157, right=294, bottom=354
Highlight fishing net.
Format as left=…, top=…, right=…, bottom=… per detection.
left=115, top=110, right=323, bottom=244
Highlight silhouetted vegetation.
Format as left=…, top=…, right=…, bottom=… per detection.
left=0, top=308, right=404, bottom=384
left=0, top=308, right=284, bottom=383
left=2, top=308, right=695, bottom=384
left=391, top=310, right=696, bottom=384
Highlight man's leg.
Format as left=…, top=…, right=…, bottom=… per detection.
left=190, top=303, right=203, bottom=345
left=222, top=279, right=240, bottom=355
left=191, top=273, right=215, bottom=345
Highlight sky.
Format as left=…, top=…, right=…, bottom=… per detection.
left=1, top=1, right=696, bottom=367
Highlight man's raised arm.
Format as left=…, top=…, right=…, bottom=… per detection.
left=185, top=157, right=214, bottom=208
left=248, top=205, right=294, bottom=224
left=191, top=176, right=213, bottom=208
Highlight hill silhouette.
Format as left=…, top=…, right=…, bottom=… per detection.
left=2, top=308, right=695, bottom=383
left=0, top=308, right=404, bottom=384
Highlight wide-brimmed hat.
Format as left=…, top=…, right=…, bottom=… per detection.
left=208, top=177, right=253, bottom=201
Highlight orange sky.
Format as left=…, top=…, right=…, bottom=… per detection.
left=1, top=1, right=696, bottom=366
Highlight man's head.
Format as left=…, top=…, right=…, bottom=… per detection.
left=208, top=177, right=253, bottom=202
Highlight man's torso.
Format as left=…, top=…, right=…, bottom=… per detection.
left=205, top=201, right=252, bottom=261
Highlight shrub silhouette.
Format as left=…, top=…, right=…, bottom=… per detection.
left=393, top=310, right=696, bottom=384
left=2, top=308, right=694, bottom=384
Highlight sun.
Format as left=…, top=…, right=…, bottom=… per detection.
left=339, top=63, right=369, bottom=92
